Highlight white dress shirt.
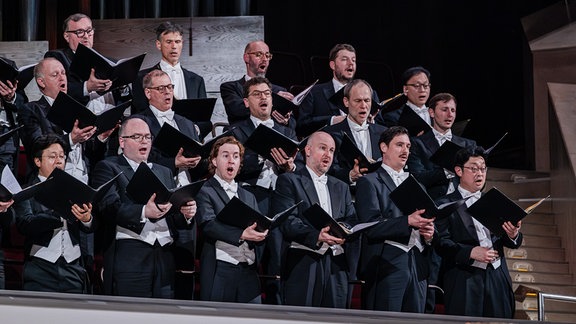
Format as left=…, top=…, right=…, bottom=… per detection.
left=160, top=60, right=187, bottom=100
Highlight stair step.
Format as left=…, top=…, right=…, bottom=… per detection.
left=520, top=223, right=557, bottom=236
left=517, top=297, right=576, bottom=313
left=523, top=311, right=576, bottom=323
left=513, top=283, right=576, bottom=297
left=507, top=259, right=569, bottom=274
left=521, top=212, right=555, bottom=225
left=521, top=235, right=562, bottom=248
left=485, top=181, right=550, bottom=199
left=505, top=246, right=565, bottom=262
left=509, top=270, right=573, bottom=285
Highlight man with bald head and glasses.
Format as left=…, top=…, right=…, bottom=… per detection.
left=375, top=66, right=433, bottom=137
left=91, top=115, right=197, bottom=298
left=221, top=40, right=296, bottom=128
left=45, top=13, right=131, bottom=114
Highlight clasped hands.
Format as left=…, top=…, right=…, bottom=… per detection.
left=71, top=203, right=93, bottom=223
left=270, top=147, right=296, bottom=172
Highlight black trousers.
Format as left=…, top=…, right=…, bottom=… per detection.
left=23, top=256, right=87, bottom=293
left=209, top=260, right=261, bottom=303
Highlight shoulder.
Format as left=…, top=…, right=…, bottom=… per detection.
left=182, top=67, right=204, bottom=80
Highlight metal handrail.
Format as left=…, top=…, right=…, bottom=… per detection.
left=538, top=292, right=576, bottom=321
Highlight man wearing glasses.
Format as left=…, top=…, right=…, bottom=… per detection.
left=375, top=66, right=433, bottom=137
left=435, top=147, right=522, bottom=318
left=221, top=40, right=295, bottom=128
left=91, top=116, right=197, bottom=298
left=45, top=13, right=130, bottom=114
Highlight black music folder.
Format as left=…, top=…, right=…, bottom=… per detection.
left=0, top=165, right=49, bottom=203
left=339, top=132, right=381, bottom=173
left=217, top=197, right=302, bottom=232
left=389, top=174, right=466, bottom=219
left=243, top=124, right=301, bottom=163
left=272, top=79, right=318, bottom=115
left=484, top=132, right=508, bottom=155
left=47, top=91, right=129, bottom=135
left=397, top=107, right=431, bottom=137
left=452, top=119, right=470, bottom=137
left=69, top=43, right=146, bottom=91
left=379, top=93, right=407, bottom=114
left=34, top=168, right=122, bottom=222
left=0, top=125, right=23, bottom=147
left=0, top=58, right=36, bottom=87
left=429, top=140, right=464, bottom=171
left=125, top=162, right=206, bottom=206
left=301, top=203, right=379, bottom=239
left=153, top=123, right=235, bottom=158
left=467, top=187, right=548, bottom=237
left=172, top=98, right=217, bottom=122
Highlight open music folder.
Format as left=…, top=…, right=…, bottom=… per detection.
left=217, top=197, right=302, bottom=232
left=301, top=203, right=379, bottom=239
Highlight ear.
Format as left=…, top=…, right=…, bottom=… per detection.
left=329, top=60, right=336, bottom=72
left=36, top=77, right=45, bottom=90
left=455, top=166, right=463, bottom=177
left=428, top=107, right=435, bottom=118
left=403, top=85, right=408, bottom=95
left=343, top=96, right=350, bottom=108
left=243, top=53, right=250, bottom=64
left=144, top=88, right=152, bottom=100
left=63, top=31, right=69, bottom=43
left=211, top=157, right=218, bottom=169
left=155, top=39, right=162, bottom=51
left=243, top=97, right=250, bottom=108
left=379, top=142, right=387, bottom=154
left=34, top=157, right=42, bottom=169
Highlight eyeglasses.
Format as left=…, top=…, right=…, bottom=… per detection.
left=147, top=84, right=174, bottom=93
left=406, top=83, right=431, bottom=90
left=463, top=166, right=488, bottom=174
left=42, top=154, right=67, bottom=161
left=248, top=90, right=272, bottom=98
left=121, top=134, right=154, bottom=142
left=65, top=27, right=95, bottom=38
left=246, top=51, right=273, bottom=60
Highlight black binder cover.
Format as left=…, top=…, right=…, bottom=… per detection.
left=243, top=124, right=300, bottom=163
left=0, top=125, right=23, bottom=147
left=389, top=174, right=466, bottom=219
left=69, top=43, right=145, bottom=91
left=47, top=91, right=129, bottom=135
left=301, top=203, right=379, bottom=239
left=153, top=123, right=235, bottom=158
left=429, top=140, right=464, bottom=171
left=125, top=162, right=205, bottom=206
left=339, top=132, right=381, bottom=173
left=466, top=187, right=546, bottom=237
left=172, top=98, right=217, bottom=122
left=397, top=107, right=431, bottom=137
left=379, top=93, right=408, bottom=114
left=34, top=168, right=122, bottom=222
left=217, top=197, right=302, bottom=232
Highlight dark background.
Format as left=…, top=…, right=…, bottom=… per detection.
left=1, top=0, right=568, bottom=169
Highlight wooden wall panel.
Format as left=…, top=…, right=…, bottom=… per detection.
left=92, top=17, right=264, bottom=125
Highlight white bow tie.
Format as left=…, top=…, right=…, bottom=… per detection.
left=392, top=171, right=409, bottom=184
left=222, top=182, right=238, bottom=194
left=314, top=174, right=328, bottom=185
left=258, top=119, right=274, bottom=128
left=436, top=133, right=452, bottom=144
left=157, top=110, right=175, bottom=121
left=350, top=122, right=369, bottom=132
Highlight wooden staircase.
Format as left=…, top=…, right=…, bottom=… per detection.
left=486, top=168, right=576, bottom=322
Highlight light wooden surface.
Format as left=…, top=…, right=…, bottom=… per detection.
left=0, top=41, right=48, bottom=101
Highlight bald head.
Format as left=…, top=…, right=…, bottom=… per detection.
left=305, top=131, right=335, bottom=176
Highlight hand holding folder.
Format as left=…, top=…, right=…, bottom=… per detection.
left=243, top=124, right=302, bottom=164
left=153, top=123, right=235, bottom=158
left=301, top=203, right=379, bottom=239
left=0, top=165, right=49, bottom=203
left=33, top=168, right=122, bottom=222
left=125, top=162, right=206, bottom=206
left=389, top=174, right=467, bottom=219
left=69, top=43, right=146, bottom=92
left=339, top=132, right=381, bottom=173
left=272, top=79, right=318, bottom=115
left=217, top=197, right=302, bottom=232
left=467, top=187, right=548, bottom=237
left=47, top=91, right=129, bottom=136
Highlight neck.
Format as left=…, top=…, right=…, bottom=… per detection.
left=162, top=58, right=179, bottom=67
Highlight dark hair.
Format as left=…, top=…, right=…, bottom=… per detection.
left=208, top=136, right=245, bottom=175
left=243, top=76, right=272, bottom=98
left=378, top=126, right=409, bottom=146
left=343, top=79, right=372, bottom=99
left=454, top=147, right=486, bottom=169
left=32, top=134, right=68, bottom=161
left=142, top=69, right=169, bottom=89
left=429, top=93, right=456, bottom=110
left=63, top=13, right=91, bottom=32
left=329, top=44, right=356, bottom=61
left=155, top=21, right=184, bottom=40
left=401, top=66, right=431, bottom=85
